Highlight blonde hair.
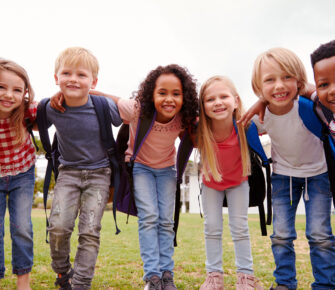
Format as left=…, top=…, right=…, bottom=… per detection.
left=197, top=76, right=251, bottom=182
left=0, top=58, right=35, bottom=145
left=55, top=47, right=99, bottom=79
left=252, top=47, right=308, bottom=98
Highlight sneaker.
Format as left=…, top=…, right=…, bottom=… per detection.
left=236, top=273, right=263, bottom=290
left=269, top=285, right=289, bottom=290
left=144, top=275, right=162, bottom=290
left=162, top=271, right=177, bottom=290
left=55, top=268, right=74, bottom=290
left=200, top=272, right=224, bottom=290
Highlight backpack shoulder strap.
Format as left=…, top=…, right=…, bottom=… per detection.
left=90, top=95, right=121, bottom=234
left=24, top=117, right=39, bottom=152
left=173, top=128, right=194, bottom=246
left=298, top=96, right=335, bottom=205
left=233, top=120, right=272, bottom=233
left=245, top=121, right=272, bottom=228
left=298, top=96, right=323, bottom=139
left=131, top=110, right=157, bottom=162
left=36, top=98, right=54, bottom=242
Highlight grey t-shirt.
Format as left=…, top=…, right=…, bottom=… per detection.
left=46, top=95, right=122, bottom=169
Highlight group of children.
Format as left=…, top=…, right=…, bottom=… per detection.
left=0, top=39, right=334, bottom=290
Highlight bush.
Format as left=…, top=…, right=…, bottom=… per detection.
left=33, top=196, right=53, bottom=209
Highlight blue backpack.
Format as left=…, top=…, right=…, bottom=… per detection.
left=114, top=109, right=194, bottom=246
left=36, top=95, right=122, bottom=240
left=232, top=121, right=272, bottom=236
left=298, top=96, right=335, bottom=206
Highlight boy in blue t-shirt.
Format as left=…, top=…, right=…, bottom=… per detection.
left=47, top=47, right=121, bottom=290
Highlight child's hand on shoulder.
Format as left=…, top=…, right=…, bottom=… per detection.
left=50, top=92, right=65, bottom=113
left=89, top=90, right=120, bottom=104
left=238, top=99, right=267, bottom=126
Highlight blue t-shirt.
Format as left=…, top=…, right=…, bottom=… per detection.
left=46, top=95, right=122, bottom=169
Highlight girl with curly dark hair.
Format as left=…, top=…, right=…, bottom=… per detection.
left=65, top=64, right=198, bottom=289
left=118, top=64, right=198, bottom=290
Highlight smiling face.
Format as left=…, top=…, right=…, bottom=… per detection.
left=313, top=55, right=335, bottom=113
left=260, top=58, right=300, bottom=115
left=54, top=63, right=97, bottom=107
left=203, top=80, right=238, bottom=123
left=153, top=73, right=183, bottom=123
left=0, top=69, right=26, bottom=119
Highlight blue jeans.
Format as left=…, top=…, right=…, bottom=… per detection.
left=201, top=181, right=253, bottom=275
left=133, top=163, right=176, bottom=281
left=271, top=172, right=335, bottom=290
left=48, top=166, right=110, bottom=288
left=0, top=166, right=35, bottom=278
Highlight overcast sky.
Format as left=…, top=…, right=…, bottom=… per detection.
left=2, top=0, right=335, bottom=109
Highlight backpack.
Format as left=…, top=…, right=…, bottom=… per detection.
left=36, top=95, right=121, bottom=241
left=114, top=109, right=194, bottom=246
left=226, top=121, right=271, bottom=236
left=298, top=96, right=335, bottom=206
left=25, top=117, right=39, bottom=152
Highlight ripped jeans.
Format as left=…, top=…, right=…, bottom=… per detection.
left=48, top=166, right=110, bottom=289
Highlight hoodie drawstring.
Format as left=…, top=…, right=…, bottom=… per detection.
left=304, top=177, right=309, bottom=201
left=289, top=176, right=309, bottom=206
left=290, top=176, right=292, bottom=206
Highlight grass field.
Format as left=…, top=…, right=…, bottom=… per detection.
left=0, top=209, right=334, bottom=289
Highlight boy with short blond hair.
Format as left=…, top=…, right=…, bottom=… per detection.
left=46, top=47, right=121, bottom=289
left=252, top=47, right=335, bottom=290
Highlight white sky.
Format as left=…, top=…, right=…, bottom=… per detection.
left=2, top=0, right=335, bottom=109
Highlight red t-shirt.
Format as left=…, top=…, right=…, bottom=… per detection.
left=202, top=128, right=248, bottom=191
left=0, top=102, right=37, bottom=177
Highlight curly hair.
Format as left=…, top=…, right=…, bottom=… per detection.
left=134, top=64, right=198, bottom=131
left=311, top=40, right=335, bottom=68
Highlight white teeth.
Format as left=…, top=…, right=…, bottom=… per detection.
left=273, top=93, right=287, bottom=98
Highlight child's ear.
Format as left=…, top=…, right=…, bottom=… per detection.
left=54, top=74, right=59, bottom=85
left=91, top=78, right=98, bottom=89
left=234, top=96, right=240, bottom=109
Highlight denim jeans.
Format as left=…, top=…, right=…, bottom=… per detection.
left=201, top=181, right=253, bottom=275
left=0, top=165, right=34, bottom=278
left=132, top=162, right=176, bottom=281
left=48, top=166, right=110, bottom=289
left=271, top=172, right=335, bottom=290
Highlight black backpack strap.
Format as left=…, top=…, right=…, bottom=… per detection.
left=126, top=110, right=157, bottom=216
left=323, top=132, right=335, bottom=207
left=173, top=129, right=194, bottom=246
left=24, top=118, right=39, bottom=152
left=132, top=111, right=157, bottom=162
left=265, top=163, right=272, bottom=225
left=36, top=98, right=54, bottom=243
left=244, top=121, right=272, bottom=233
left=91, top=95, right=121, bottom=234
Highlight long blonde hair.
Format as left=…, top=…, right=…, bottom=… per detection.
left=0, top=59, right=35, bottom=145
left=197, top=76, right=250, bottom=182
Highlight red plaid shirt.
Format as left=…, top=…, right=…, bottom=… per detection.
left=0, top=102, right=37, bottom=177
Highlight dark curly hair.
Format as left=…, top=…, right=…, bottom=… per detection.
left=134, top=64, right=198, bottom=132
left=311, top=40, right=335, bottom=68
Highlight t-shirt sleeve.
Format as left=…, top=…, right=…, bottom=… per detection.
left=252, top=115, right=266, bottom=134
left=106, top=98, right=122, bottom=127
left=117, top=98, right=139, bottom=123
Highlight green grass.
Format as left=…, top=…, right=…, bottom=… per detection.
left=0, top=210, right=334, bottom=289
